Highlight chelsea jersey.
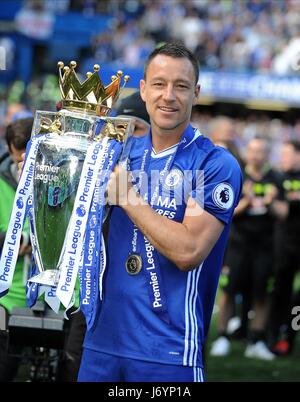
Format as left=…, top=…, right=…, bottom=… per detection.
left=84, top=124, right=242, bottom=368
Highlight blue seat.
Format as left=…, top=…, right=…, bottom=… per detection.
left=52, top=12, right=110, bottom=46
left=0, top=0, right=23, bottom=20
left=48, top=12, right=111, bottom=62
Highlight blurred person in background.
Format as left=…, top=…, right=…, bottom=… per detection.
left=208, top=115, right=248, bottom=345
left=0, top=104, right=33, bottom=164
left=14, top=0, right=54, bottom=41
left=0, top=117, right=33, bottom=381
left=210, top=137, right=287, bottom=360
left=5, top=104, right=31, bottom=126
left=269, top=140, right=300, bottom=356
left=114, top=90, right=150, bottom=137
left=209, top=116, right=244, bottom=169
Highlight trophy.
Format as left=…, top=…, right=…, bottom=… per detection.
left=0, top=61, right=134, bottom=315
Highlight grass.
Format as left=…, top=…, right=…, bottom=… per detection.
left=205, top=301, right=300, bottom=382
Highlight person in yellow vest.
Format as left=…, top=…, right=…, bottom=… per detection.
left=210, top=137, right=287, bottom=360
left=0, top=117, right=32, bottom=381
left=269, top=140, right=300, bottom=355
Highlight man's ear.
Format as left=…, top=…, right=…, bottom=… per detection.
left=194, top=84, right=201, bottom=104
left=140, top=79, right=146, bottom=102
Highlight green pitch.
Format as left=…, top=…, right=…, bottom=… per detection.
left=206, top=290, right=300, bottom=382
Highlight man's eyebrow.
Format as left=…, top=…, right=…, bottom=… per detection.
left=149, top=77, right=192, bottom=85
left=149, top=76, right=165, bottom=82
left=174, top=79, right=192, bottom=85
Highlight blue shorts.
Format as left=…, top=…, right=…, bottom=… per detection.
left=78, top=348, right=205, bottom=382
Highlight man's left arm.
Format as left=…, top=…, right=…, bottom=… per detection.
left=121, top=192, right=224, bottom=272
left=107, top=155, right=242, bottom=271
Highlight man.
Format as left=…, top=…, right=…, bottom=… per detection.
left=209, top=116, right=244, bottom=169
left=209, top=116, right=247, bottom=343
left=0, top=117, right=32, bottom=381
left=269, top=140, right=300, bottom=355
left=210, top=137, right=287, bottom=360
left=78, top=42, right=242, bottom=382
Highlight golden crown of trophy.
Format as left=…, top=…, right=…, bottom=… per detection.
left=57, top=60, right=129, bottom=115
left=37, top=61, right=131, bottom=140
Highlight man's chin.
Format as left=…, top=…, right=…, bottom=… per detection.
left=156, top=121, right=184, bottom=132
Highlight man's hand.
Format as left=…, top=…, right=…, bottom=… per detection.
left=106, top=165, right=144, bottom=207
left=242, top=179, right=253, bottom=201
left=18, top=153, right=25, bottom=180
left=263, top=184, right=278, bottom=206
left=233, top=179, right=252, bottom=215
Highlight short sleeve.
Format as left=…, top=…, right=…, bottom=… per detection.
left=191, top=149, right=243, bottom=225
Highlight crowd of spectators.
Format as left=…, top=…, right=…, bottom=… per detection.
left=191, top=107, right=300, bottom=165
left=3, top=0, right=300, bottom=157
left=88, top=0, right=300, bottom=75
left=1, top=97, right=300, bottom=168
left=4, top=0, right=300, bottom=75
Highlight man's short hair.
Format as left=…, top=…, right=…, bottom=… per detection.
left=5, top=117, right=33, bottom=152
left=144, top=42, right=200, bottom=85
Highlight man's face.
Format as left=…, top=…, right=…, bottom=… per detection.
left=212, top=120, right=235, bottom=145
left=280, top=143, right=300, bottom=172
left=246, top=139, right=268, bottom=168
left=140, top=55, right=200, bottom=136
left=10, top=144, right=25, bottom=164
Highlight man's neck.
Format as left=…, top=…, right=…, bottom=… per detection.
left=245, top=164, right=267, bottom=179
left=151, top=128, right=186, bottom=153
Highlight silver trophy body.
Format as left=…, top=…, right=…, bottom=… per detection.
left=29, top=109, right=133, bottom=286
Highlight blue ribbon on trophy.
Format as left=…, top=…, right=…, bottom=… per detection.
left=0, top=134, right=48, bottom=297
left=0, top=61, right=134, bottom=327
left=80, top=138, right=123, bottom=330
left=26, top=260, right=41, bottom=308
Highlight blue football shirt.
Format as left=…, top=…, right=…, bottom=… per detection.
left=84, top=125, right=242, bottom=368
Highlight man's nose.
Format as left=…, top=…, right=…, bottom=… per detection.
left=162, top=84, right=176, bottom=101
